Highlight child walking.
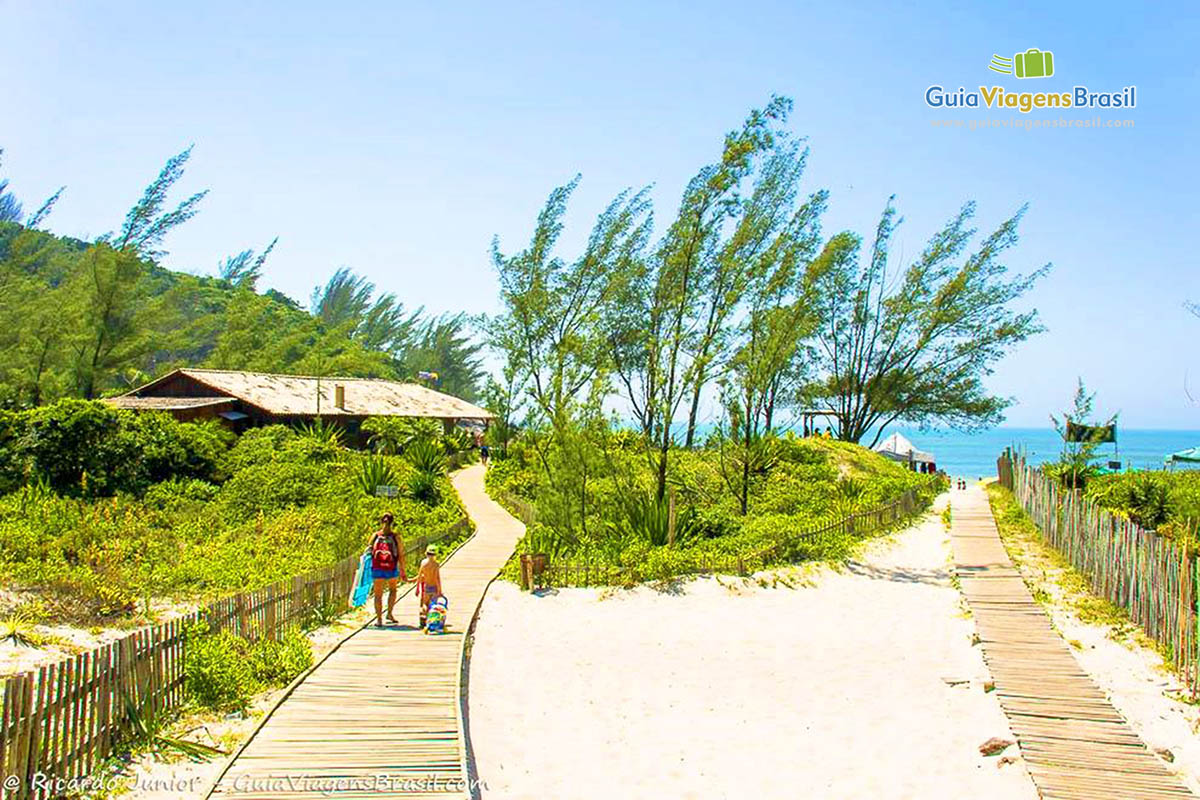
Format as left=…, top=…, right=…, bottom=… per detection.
left=416, top=545, right=443, bottom=628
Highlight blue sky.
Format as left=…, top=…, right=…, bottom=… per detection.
left=3, top=0, right=1198, bottom=428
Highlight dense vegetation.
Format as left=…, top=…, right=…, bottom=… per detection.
left=486, top=431, right=942, bottom=581
left=0, top=400, right=470, bottom=622
left=0, top=147, right=485, bottom=405
left=1084, top=472, right=1200, bottom=539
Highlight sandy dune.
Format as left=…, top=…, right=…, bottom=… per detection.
left=467, top=504, right=1037, bottom=799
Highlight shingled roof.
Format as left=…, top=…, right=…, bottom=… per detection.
left=119, top=369, right=494, bottom=420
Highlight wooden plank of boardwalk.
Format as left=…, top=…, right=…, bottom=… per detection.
left=951, top=486, right=1195, bottom=800
left=208, top=464, right=523, bottom=800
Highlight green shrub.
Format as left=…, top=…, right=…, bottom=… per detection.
left=247, top=629, right=313, bottom=686
left=183, top=623, right=255, bottom=711
left=404, top=438, right=446, bottom=476
left=362, top=417, right=441, bottom=455
left=218, top=462, right=328, bottom=520
left=184, top=622, right=313, bottom=711
left=297, top=419, right=343, bottom=448
left=22, top=399, right=140, bottom=496
left=219, top=425, right=296, bottom=474
left=442, top=428, right=474, bottom=455
left=0, top=410, right=30, bottom=494
left=130, top=414, right=233, bottom=485
left=142, top=477, right=220, bottom=510
left=1086, top=470, right=1200, bottom=537
left=605, top=489, right=697, bottom=547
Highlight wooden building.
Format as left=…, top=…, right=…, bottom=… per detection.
left=106, top=368, right=493, bottom=442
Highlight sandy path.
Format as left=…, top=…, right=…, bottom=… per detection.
left=467, top=503, right=1037, bottom=799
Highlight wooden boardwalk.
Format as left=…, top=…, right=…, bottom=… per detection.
left=950, top=486, right=1195, bottom=800
left=207, top=464, right=523, bottom=799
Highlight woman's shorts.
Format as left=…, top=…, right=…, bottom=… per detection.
left=372, top=567, right=400, bottom=581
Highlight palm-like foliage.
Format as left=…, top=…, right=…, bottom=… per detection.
left=404, top=438, right=446, bottom=476
left=442, top=428, right=474, bottom=455
left=363, top=417, right=441, bottom=455
left=356, top=455, right=398, bottom=496
left=298, top=418, right=343, bottom=447
left=606, top=489, right=696, bottom=547
left=0, top=612, right=41, bottom=647
left=407, top=469, right=440, bottom=504
left=121, top=693, right=226, bottom=761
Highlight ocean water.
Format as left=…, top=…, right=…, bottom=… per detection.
left=682, top=422, right=1200, bottom=481
left=889, top=427, right=1200, bottom=480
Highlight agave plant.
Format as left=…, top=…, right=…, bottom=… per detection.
left=407, top=469, right=441, bottom=504
left=606, top=490, right=696, bottom=547
left=298, top=418, right=344, bottom=447
left=356, top=455, right=398, bottom=497
left=0, top=613, right=41, bottom=648
left=405, top=438, right=446, bottom=476
left=122, top=693, right=226, bottom=761
left=1127, top=474, right=1170, bottom=530
left=833, top=476, right=866, bottom=520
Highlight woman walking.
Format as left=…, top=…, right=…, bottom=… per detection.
left=368, top=512, right=407, bottom=627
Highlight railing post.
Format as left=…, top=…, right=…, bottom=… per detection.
left=518, top=554, right=531, bottom=591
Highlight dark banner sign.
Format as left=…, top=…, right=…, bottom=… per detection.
left=1065, top=421, right=1116, bottom=444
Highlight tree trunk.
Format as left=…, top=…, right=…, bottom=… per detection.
left=655, top=443, right=669, bottom=503
left=684, top=359, right=710, bottom=448
left=684, top=379, right=703, bottom=448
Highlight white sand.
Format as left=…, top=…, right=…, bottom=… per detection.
left=467, top=506, right=1038, bottom=799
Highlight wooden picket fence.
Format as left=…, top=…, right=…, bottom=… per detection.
left=998, top=450, right=1199, bottom=693
left=518, top=488, right=928, bottom=589
left=0, top=517, right=470, bottom=800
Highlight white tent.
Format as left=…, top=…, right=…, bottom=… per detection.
left=874, top=432, right=935, bottom=466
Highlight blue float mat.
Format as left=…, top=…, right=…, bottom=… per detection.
left=349, top=552, right=372, bottom=607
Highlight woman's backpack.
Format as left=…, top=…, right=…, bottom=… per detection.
left=371, top=534, right=398, bottom=572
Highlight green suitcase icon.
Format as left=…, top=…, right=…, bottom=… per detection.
left=1014, top=48, right=1054, bottom=79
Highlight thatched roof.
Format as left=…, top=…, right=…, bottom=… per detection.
left=121, top=369, right=494, bottom=420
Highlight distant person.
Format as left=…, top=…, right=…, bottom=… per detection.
left=475, top=430, right=490, bottom=468
left=367, top=512, right=407, bottom=627
left=416, top=545, right=443, bottom=629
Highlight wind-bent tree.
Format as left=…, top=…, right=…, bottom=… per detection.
left=69, top=244, right=160, bottom=399
left=0, top=148, right=63, bottom=229
left=605, top=96, right=804, bottom=500
left=718, top=200, right=851, bottom=513
left=311, top=267, right=425, bottom=360
left=489, top=175, right=651, bottom=431
left=108, top=146, right=207, bottom=259
left=219, top=237, right=278, bottom=288
left=402, top=313, right=487, bottom=401
left=810, top=198, right=1048, bottom=445
left=0, top=148, right=24, bottom=224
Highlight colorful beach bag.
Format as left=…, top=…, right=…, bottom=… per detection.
left=349, top=552, right=373, bottom=608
